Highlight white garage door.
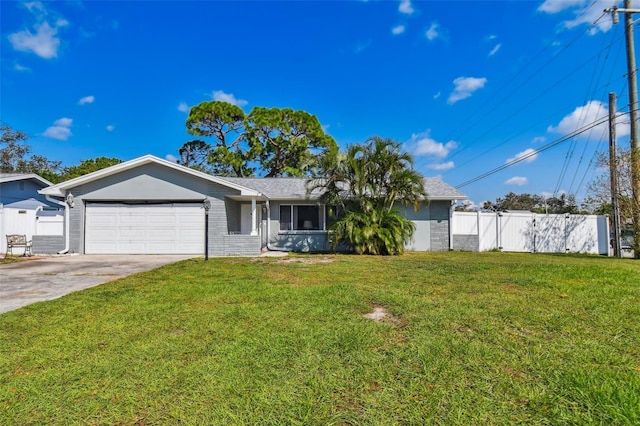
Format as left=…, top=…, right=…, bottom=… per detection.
left=85, top=203, right=205, bottom=254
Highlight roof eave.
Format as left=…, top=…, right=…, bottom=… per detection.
left=39, top=155, right=261, bottom=197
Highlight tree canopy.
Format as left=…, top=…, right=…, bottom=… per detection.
left=309, top=136, right=427, bottom=255
left=60, top=157, right=123, bottom=181
left=582, top=148, right=634, bottom=225
left=180, top=101, right=337, bottom=177
left=1, top=122, right=62, bottom=180
left=481, top=192, right=579, bottom=214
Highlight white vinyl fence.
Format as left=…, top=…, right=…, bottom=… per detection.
left=453, top=211, right=610, bottom=255
left=1, top=207, right=64, bottom=254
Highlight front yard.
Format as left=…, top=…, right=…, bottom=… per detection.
left=1, top=252, right=639, bottom=425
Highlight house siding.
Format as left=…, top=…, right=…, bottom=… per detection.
left=452, top=234, right=478, bottom=251
left=265, top=201, right=331, bottom=252
left=401, top=204, right=431, bottom=251
left=222, top=235, right=261, bottom=256
left=225, top=199, right=241, bottom=234
left=429, top=201, right=451, bottom=251
left=32, top=235, right=65, bottom=254
left=206, top=183, right=237, bottom=256
left=0, top=179, right=55, bottom=207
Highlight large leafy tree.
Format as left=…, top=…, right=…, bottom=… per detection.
left=244, top=107, right=338, bottom=177
left=60, top=157, right=123, bottom=180
left=179, top=101, right=337, bottom=177
left=310, top=136, right=427, bottom=255
left=185, top=101, right=251, bottom=176
left=178, top=140, right=212, bottom=173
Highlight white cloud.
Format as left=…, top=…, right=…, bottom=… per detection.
left=9, top=21, right=64, bottom=59
left=447, top=76, right=487, bottom=105
left=406, top=130, right=458, bottom=158
left=488, top=43, right=501, bottom=56
left=532, top=136, right=547, bottom=144
left=504, top=176, right=528, bottom=186
left=537, top=0, right=585, bottom=14
left=24, top=2, right=48, bottom=14
left=547, top=100, right=628, bottom=137
left=538, top=0, right=617, bottom=34
left=8, top=3, right=69, bottom=59
left=506, top=148, right=538, bottom=164
left=106, top=125, right=115, bottom=132
left=43, top=117, right=72, bottom=140
left=425, top=22, right=440, bottom=41
left=399, top=0, right=414, bottom=15
left=177, top=102, right=189, bottom=113
left=14, top=63, right=31, bottom=72
left=165, top=154, right=178, bottom=163
left=212, top=90, right=248, bottom=107
left=433, top=91, right=441, bottom=100
left=54, top=117, right=72, bottom=127
left=78, top=95, right=95, bottom=105
left=428, top=161, right=455, bottom=171
left=391, top=25, right=406, bottom=35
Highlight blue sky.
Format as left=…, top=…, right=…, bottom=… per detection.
left=2, top=0, right=637, bottom=207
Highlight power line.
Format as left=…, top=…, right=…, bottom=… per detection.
left=455, top=114, right=615, bottom=189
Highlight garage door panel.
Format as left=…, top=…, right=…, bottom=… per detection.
left=85, top=203, right=204, bottom=254
left=120, top=229, right=146, bottom=239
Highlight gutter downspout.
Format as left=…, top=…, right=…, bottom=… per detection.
left=449, top=200, right=456, bottom=250
left=45, top=195, right=70, bottom=254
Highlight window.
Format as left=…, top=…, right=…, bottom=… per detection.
left=279, top=205, right=323, bottom=231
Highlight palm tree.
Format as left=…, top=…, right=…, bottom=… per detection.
left=309, top=136, right=427, bottom=255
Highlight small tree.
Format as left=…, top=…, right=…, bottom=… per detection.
left=583, top=148, right=634, bottom=225
left=310, top=136, right=427, bottom=255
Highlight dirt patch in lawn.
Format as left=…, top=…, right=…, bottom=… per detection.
left=363, top=305, right=402, bottom=325
left=275, top=257, right=336, bottom=265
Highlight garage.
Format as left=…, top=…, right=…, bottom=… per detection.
left=85, top=203, right=205, bottom=254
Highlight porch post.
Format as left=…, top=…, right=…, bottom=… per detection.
left=251, top=198, right=258, bottom=236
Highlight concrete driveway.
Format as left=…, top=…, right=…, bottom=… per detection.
left=0, top=254, right=196, bottom=314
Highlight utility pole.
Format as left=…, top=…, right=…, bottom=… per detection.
left=605, top=0, right=640, bottom=259
left=609, top=92, right=622, bottom=258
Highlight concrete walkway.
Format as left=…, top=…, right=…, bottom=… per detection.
left=0, top=254, right=195, bottom=314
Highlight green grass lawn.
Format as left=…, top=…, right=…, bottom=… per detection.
left=1, top=252, right=639, bottom=425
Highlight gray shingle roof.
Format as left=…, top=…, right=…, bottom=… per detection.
left=423, top=177, right=467, bottom=200
left=219, top=177, right=321, bottom=199
left=219, top=176, right=467, bottom=201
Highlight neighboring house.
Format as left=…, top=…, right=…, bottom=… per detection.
left=38, top=155, right=467, bottom=256
left=1, top=173, right=64, bottom=255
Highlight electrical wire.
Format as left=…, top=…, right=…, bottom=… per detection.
left=455, top=113, right=615, bottom=189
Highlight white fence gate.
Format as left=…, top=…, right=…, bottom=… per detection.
left=1, top=207, right=64, bottom=254
left=453, top=211, right=609, bottom=255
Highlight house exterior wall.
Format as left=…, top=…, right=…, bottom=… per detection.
left=0, top=180, right=53, bottom=207
left=401, top=204, right=431, bottom=251
left=64, top=166, right=252, bottom=255
left=429, top=201, right=452, bottom=251
left=266, top=201, right=330, bottom=252
left=32, top=235, right=65, bottom=254
left=263, top=201, right=454, bottom=253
